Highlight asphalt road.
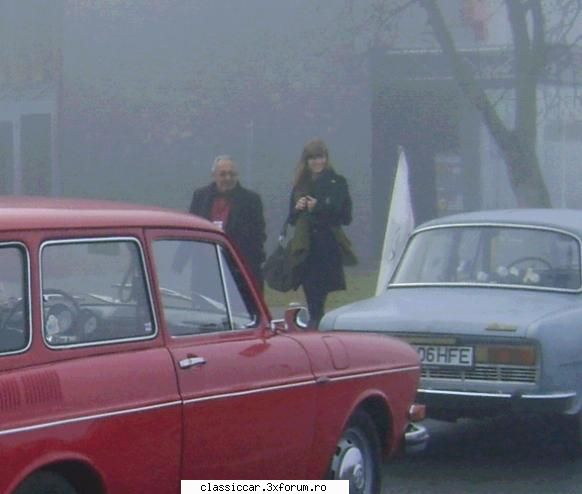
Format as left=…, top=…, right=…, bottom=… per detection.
left=382, top=416, right=582, bottom=494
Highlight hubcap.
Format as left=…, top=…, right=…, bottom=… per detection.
left=332, top=438, right=368, bottom=494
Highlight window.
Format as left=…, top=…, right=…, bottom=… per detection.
left=41, top=239, right=155, bottom=347
left=393, top=226, right=581, bottom=291
left=153, top=240, right=259, bottom=336
left=0, top=245, right=29, bottom=353
left=219, top=246, right=259, bottom=329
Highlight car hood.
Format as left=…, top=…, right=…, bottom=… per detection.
left=320, top=287, right=581, bottom=338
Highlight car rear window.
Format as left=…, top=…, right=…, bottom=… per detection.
left=393, top=225, right=582, bottom=291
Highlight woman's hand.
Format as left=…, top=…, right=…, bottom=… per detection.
left=305, top=195, right=317, bottom=212
left=295, top=196, right=308, bottom=211
left=295, top=195, right=317, bottom=212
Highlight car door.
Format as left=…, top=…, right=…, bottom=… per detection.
left=15, top=233, right=182, bottom=494
left=147, top=231, right=317, bottom=479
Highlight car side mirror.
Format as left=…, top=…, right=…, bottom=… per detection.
left=270, top=304, right=308, bottom=332
left=285, top=305, right=308, bottom=331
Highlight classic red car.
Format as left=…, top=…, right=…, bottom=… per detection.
left=0, top=197, right=424, bottom=494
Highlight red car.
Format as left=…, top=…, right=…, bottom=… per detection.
left=0, top=197, right=424, bottom=494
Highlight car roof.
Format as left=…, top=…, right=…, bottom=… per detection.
left=0, top=196, right=217, bottom=232
left=419, top=208, right=582, bottom=236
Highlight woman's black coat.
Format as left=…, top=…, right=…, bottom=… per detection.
left=288, top=168, right=352, bottom=293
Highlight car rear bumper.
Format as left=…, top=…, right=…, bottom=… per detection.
left=418, top=388, right=577, bottom=418
left=404, top=422, right=429, bottom=454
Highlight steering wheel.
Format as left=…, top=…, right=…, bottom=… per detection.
left=43, top=288, right=81, bottom=342
left=507, top=256, right=553, bottom=271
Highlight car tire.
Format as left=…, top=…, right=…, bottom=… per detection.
left=327, top=410, right=382, bottom=494
left=13, top=471, right=77, bottom=494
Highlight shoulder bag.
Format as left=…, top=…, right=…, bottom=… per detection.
left=264, top=222, right=295, bottom=292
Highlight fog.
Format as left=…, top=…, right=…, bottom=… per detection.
left=59, top=0, right=373, bottom=259
left=2, top=0, right=582, bottom=267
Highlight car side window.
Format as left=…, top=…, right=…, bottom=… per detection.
left=153, top=239, right=230, bottom=335
left=218, top=246, right=260, bottom=329
left=41, top=239, right=155, bottom=347
left=0, top=244, right=29, bottom=354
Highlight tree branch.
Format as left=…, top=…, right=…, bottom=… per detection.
left=417, top=0, right=512, bottom=149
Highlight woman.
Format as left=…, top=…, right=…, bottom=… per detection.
left=287, top=138, right=355, bottom=328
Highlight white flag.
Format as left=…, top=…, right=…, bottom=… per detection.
left=375, top=148, right=414, bottom=296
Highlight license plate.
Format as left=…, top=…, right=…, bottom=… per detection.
left=414, top=345, right=474, bottom=367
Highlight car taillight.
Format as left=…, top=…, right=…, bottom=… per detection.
left=476, top=345, right=536, bottom=366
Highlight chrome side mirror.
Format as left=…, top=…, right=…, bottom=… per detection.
left=270, top=304, right=309, bottom=332
left=285, top=305, right=308, bottom=331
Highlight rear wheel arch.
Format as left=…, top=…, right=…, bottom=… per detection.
left=13, top=461, right=105, bottom=494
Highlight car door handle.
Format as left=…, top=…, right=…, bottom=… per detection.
left=179, top=356, right=207, bottom=369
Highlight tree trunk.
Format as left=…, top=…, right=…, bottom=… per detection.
left=418, top=0, right=552, bottom=208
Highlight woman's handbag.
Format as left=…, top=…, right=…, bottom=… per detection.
left=264, top=222, right=295, bottom=292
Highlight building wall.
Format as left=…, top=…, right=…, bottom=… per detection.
left=59, top=1, right=374, bottom=263
left=0, top=0, right=62, bottom=196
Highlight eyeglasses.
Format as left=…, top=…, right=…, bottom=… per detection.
left=217, top=171, right=238, bottom=177
left=307, top=154, right=325, bottom=160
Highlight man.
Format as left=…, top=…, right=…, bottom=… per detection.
left=189, top=155, right=266, bottom=290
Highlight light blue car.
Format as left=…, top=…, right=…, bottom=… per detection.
left=320, top=209, right=582, bottom=449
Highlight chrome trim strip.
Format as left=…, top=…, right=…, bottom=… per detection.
left=183, top=380, right=314, bottom=405
left=521, top=392, right=577, bottom=400
left=329, top=365, right=421, bottom=383
left=389, top=281, right=579, bottom=294
left=0, top=365, right=421, bottom=435
left=0, top=400, right=182, bottom=437
left=414, top=222, right=581, bottom=239
left=216, top=245, right=234, bottom=330
left=183, top=366, right=420, bottom=406
left=419, top=388, right=576, bottom=400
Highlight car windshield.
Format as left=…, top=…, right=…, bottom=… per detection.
left=392, top=225, right=582, bottom=291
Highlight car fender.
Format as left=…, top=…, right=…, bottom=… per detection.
left=285, top=331, right=420, bottom=478
left=528, top=309, right=582, bottom=414
left=306, top=387, right=395, bottom=480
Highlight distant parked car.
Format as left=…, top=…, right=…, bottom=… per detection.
left=0, top=196, right=424, bottom=494
left=321, top=209, right=582, bottom=451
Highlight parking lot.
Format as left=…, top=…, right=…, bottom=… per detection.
left=383, top=417, right=582, bottom=494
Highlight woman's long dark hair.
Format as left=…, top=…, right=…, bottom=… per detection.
left=293, top=139, right=333, bottom=193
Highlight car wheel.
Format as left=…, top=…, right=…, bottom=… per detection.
left=327, top=410, right=382, bottom=494
left=13, top=471, right=77, bottom=494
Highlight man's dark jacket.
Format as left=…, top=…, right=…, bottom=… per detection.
left=189, top=183, right=266, bottom=285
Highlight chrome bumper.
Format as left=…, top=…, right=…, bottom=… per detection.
left=419, top=388, right=577, bottom=415
left=404, top=422, right=429, bottom=454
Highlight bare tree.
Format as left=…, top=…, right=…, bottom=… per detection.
left=355, top=0, right=582, bottom=207
left=419, top=0, right=556, bottom=206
